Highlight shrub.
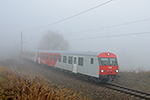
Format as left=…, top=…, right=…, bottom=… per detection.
left=0, top=66, right=91, bottom=100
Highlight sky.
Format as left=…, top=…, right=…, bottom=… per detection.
left=0, top=0, right=150, bottom=71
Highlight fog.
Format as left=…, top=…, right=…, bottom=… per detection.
left=0, top=0, right=150, bottom=71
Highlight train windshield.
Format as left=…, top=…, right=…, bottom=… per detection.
left=98, top=58, right=118, bottom=66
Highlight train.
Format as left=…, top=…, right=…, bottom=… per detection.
left=22, top=50, right=119, bottom=82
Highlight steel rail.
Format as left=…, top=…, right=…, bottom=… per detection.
left=100, top=83, right=150, bottom=100
left=23, top=60, right=150, bottom=100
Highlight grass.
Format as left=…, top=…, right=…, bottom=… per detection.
left=0, top=59, right=147, bottom=100
left=0, top=66, right=91, bottom=100
left=0, top=77, right=4, bottom=82
left=114, top=70, right=150, bottom=93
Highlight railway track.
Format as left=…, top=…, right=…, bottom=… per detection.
left=15, top=60, right=150, bottom=100
left=100, top=83, right=150, bottom=100
left=52, top=67, right=150, bottom=100
left=51, top=65, right=150, bottom=100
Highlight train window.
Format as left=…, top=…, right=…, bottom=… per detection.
left=99, top=58, right=109, bottom=65
left=50, top=55, right=53, bottom=61
left=44, top=54, right=45, bottom=59
left=78, top=57, right=83, bottom=66
left=58, top=55, right=61, bottom=62
left=68, top=56, right=73, bottom=64
left=63, top=56, right=67, bottom=63
left=54, top=55, right=57, bottom=61
left=74, top=57, right=76, bottom=64
left=41, top=54, right=42, bottom=59
left=98, top=58, right=118, bottom=66
left=109, top=58, right=118, bottom=65
left=91, top=58, right=94, bottom=64
left=47, top=54, right=49, bottom=60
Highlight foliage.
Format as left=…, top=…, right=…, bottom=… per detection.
left=0, top=66, right=90, bottom=100
left=38, top=30, right=70, bottom=51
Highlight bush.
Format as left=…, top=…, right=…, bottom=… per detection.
left=0, top=66, right=91, bottom=100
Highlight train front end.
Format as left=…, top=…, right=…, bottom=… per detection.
left=98, top=52, right=119, bottom=82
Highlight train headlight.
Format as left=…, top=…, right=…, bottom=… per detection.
left=115, top=70, right=119, bottom=73
left=107, top=53, right=110, bottom=56
left=101, top=70, right=104, bottom=73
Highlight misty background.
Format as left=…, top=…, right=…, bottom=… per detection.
left=0, top=0, right=150, bottom=71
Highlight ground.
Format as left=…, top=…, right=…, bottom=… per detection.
left=0, top=58, right=146, bottom=100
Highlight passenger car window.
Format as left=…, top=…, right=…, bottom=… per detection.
left=63, top=56, right=67, bottom=63
left=58, top=55, right=61, bottom=62
left=68, top=56, right=73, bottom=64
left=91, top=58, right=94, bottom=64
left=44, top=54, right=45, bottom=59
left=47, top=54, right=49, bottom=60
left=78, top=57, right=83, bottom=66
left=74, top=57, right=76, bottom=64
left=50, top=55, right=53, bottom=61
left=54, top=55, right=57, bottom=61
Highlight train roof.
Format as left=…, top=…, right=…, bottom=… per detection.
left=37, top=50, right=114, bottom=57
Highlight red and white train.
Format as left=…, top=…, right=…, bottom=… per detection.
left=22, top=50, right=119, bottom=82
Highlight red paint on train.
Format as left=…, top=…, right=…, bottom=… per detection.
left=37, top=52, right=60, bottom=67
left=98, top=52, right=119, bottom=75
left=97, top=52, right=116, bottom=58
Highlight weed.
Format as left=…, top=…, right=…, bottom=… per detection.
left=0, top=66, right=91, bottom=100
left=114, top=70, right=150, bottom=93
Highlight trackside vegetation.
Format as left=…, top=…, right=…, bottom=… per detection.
left=0, top=58, right=149, bottom=100
left=114, top=70, right=150, bottom=93
left=0, top=66, right=91, bottom=100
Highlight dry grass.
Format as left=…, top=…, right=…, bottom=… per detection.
left=0, top=59, right=144, bottom=100
left=114, top=70, right=150, bottom=93
left=0, top=66, right=91, bottom=100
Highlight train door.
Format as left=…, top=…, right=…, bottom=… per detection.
left=73, top=56, right=77, bottom=73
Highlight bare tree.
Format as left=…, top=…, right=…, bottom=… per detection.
left=38, top=30, right=70, bottom=51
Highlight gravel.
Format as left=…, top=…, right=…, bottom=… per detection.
left=0, top=59, right=142, bottom=100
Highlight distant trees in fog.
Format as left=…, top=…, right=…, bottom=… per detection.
left=38, top=30, right=70, bottom=51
